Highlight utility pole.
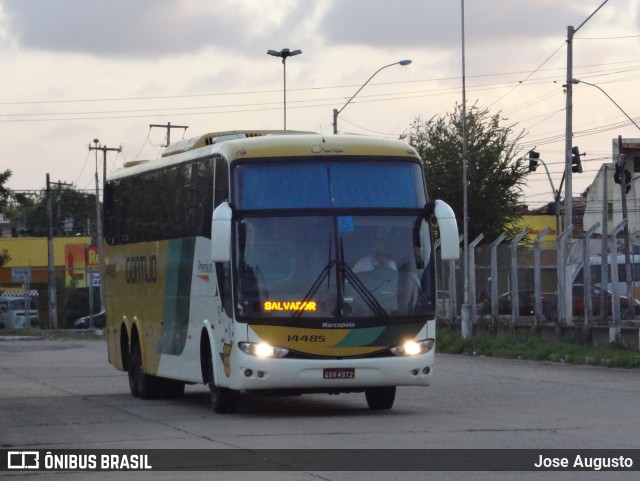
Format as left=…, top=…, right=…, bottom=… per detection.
left=46, top=174, right=58, bottom=329
left=564, top=25, right=574, bottom=241
left=600, top=165, right=608, bottom=322
left=562, top=0, right=609, bottom=325
left=149, top=122, right=189, bottom=147
left=88, top=140, right=122, bottom=313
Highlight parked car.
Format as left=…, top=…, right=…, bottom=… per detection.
left=477, top=290, right=536, bottom=317
left=73, top=311, right=106, bottom=329
left=544, top=285, right=640, bottom=321
left=0, top=296, right=39, bottom=329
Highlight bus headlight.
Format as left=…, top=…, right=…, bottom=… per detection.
left=391, top=339, right=434, bottom=356
left=239, top=342, right=289, bottom=358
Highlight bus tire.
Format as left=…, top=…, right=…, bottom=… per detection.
left=129, top=342, right=161, bottom=400
left=209, top=382, right=238, bottom=414
left=365, top=386, right=396, bottom=410
left=201, top=334, right=238, bottom=413
left=128, top=346, right=140, bottom=397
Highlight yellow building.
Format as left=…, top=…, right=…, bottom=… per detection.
left=0, top=237, right=93, bottom=285
left=509, top=215, right=558, bottom=249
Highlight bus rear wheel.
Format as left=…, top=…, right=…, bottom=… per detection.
left=365, top=386, right=396, bottom=410
left=128, top=343, right=161, bottom=400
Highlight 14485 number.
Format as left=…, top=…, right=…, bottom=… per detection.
left=287, top=335, right=326, bottom=343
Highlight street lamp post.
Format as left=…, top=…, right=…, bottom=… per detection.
left=267, top=48, right=302, bottom=131
left=573, top=79, right=640, bottom=132
left=460, top=0, right=471, bottom=338
left=332, top=59, right=412, bottom=134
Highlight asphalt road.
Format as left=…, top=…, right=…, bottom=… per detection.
left=1, top=335, right=639, bottom=481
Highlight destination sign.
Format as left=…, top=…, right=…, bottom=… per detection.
left=263, top=301, right=317, bottom=312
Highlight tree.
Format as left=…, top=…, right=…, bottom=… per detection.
left=401, top=103, right=530, bottom=242
left=0, top=169, right=11, bottom=213
left=0, top=169, right=13, bottom=267
left=23, top=184, right=97, bottom=238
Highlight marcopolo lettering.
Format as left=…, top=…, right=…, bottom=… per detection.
left=125, top=256, right=157, bottom=284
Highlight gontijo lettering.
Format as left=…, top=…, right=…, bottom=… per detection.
left=125, top=256, right=157, bottom=284
left=264, top=301, right=317, bottom=311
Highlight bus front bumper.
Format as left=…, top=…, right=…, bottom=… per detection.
left=223, top=348, right=435, bottom=392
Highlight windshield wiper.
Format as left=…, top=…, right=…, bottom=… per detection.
left=338, top=239, right=389, bottom=319
left=338, top=261, right=390, bottom=320
left=293, top=239, right=334, bottom=319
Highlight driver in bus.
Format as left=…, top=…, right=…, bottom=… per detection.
left=352, top=240, right=399, bottom=314
left=353, top=240, right=397, bottom=273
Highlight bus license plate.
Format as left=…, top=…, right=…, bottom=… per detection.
left=323, top=368, right=355, bottom=379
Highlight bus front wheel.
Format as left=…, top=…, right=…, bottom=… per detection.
left=365, top=386, right=396, bottom=410
left=209, top=383, right=238, bottom=414
left=204, top=353, right=238, bottom=413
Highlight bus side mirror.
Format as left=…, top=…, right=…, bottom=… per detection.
left=211, top=202, right=232, bottom=262
left=433, top=200, right=460, bottom=260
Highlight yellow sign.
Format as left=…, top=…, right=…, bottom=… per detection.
left=86, top=245, right=100, bottom=267
left=64, top=244, right=100, bottom=287
left=65, top=244, right=87, bottom=287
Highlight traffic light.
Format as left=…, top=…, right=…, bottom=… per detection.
left=528, top=150, right=540, bottom=172
left=571, top=146, right=583, bottom=173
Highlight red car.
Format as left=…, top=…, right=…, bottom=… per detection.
left=543, top=284, right=640, bottom=321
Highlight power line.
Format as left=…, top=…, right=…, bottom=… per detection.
left=1, top=58, right=638, bottom=108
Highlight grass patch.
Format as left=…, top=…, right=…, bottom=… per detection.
left=436, top=329, right=640, bottom=369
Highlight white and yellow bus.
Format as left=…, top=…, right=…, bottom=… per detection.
left=103, top=131, right=459, bottom=412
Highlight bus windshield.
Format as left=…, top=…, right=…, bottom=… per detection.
left=234, top=214, right=433, bottom=323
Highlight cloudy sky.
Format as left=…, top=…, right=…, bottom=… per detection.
left=1, top=0, right=638, bottom=209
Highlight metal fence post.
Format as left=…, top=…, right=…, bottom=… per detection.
left=510, top=229, right=529, bottom=333
left=582, top=222, right=600, bottom=335
left=453, top=236, right=463, bottom=332
left=609, top=219, right=628, bottom=345
left=469, top=234, right=485, bottom=325
left=435, top=238, right=451, bottom=325
left=490, top=233, right=507, bottom=332
left=533, top=227, right=551, bottom=332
